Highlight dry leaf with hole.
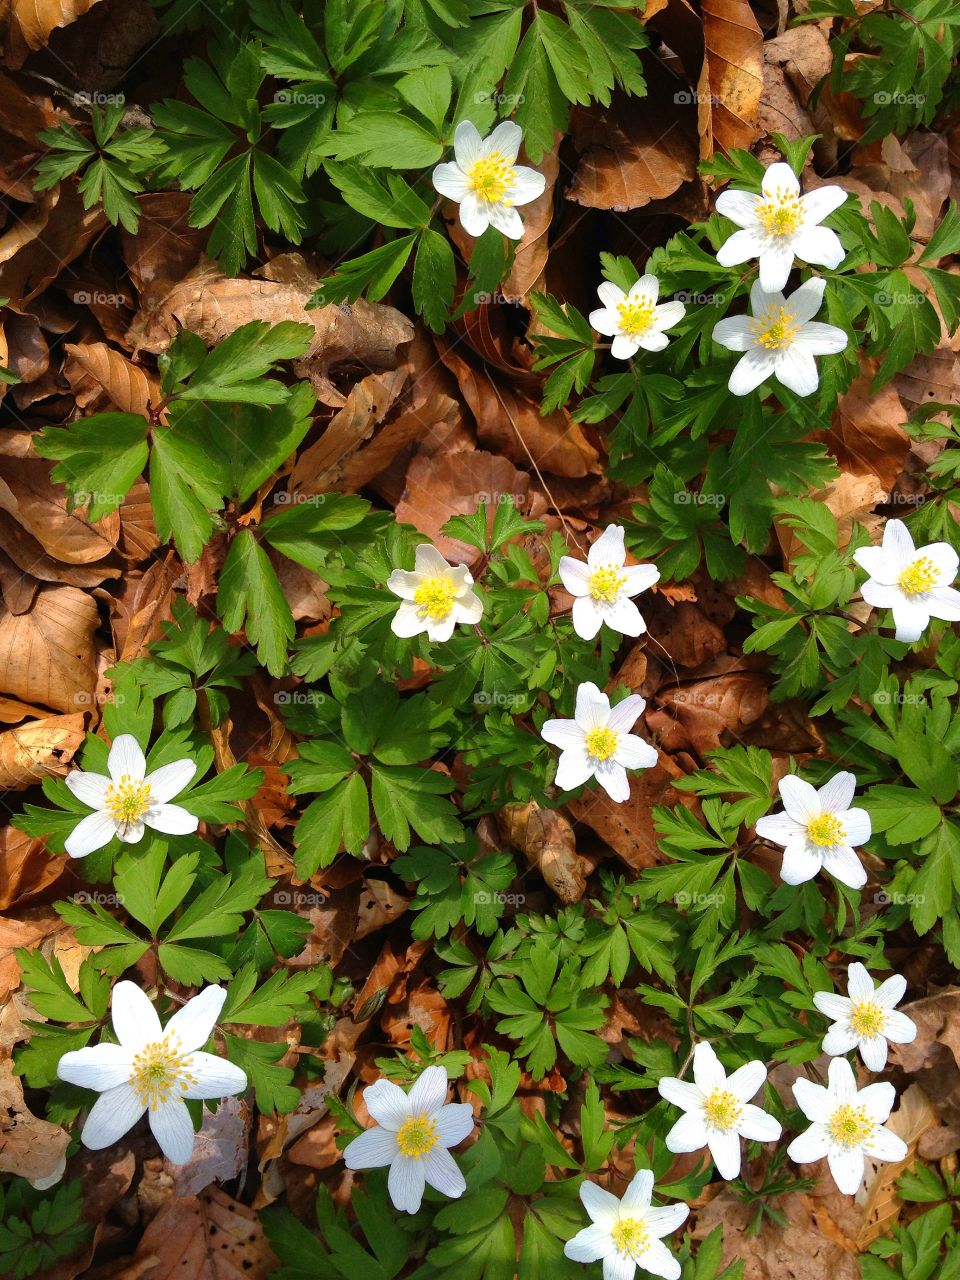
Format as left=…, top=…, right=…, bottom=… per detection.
left=0, top=711, right=86, bottom=788
left=120, top=1187, right=279, bottom=1280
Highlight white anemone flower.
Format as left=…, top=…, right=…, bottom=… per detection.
left=713, top=277, right=847, bottom=397
left=657, top=1042, right=782, bottom=1181
left=559, top=525, right=659, bottom=640
left=541, top=681, right=658, bottom=803
left=715, top=161, right=847, bottom=292
left=57, top=982, right=246, bottom=1165
left=387, top=543, right=483, bottom=642
left=431, top=120, right=545, bottom=240
left=754, top=770, right=871, bottom=889
left=342, top=1065, right=473, bottom=1214
left=787, top=1057, right=907, bottom=1195
left=588, top=275, right=686, bottom=361
left=564, top=1169, right=689, bottom=1280
left=64, top=734, right=198, bottom=858
left=813, top=962, right=917, bottom=1072
left=852, top=518, right=960, bottom=643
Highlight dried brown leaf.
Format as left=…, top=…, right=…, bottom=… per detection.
left=0, top=586, right=98, bottom=711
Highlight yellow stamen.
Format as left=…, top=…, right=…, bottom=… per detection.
left=748, top=304, right=799, bottom=351
left=617, top=295, right=656, bottom=338
left=850, top=1001, right=886, bottom=1038
left=130, top=1034, right=197, bottom=1111
left=756, top=189, right=803, bottom=237
left=588, top=565, right=627, bottom=603
left=396, top=1113, right=439, bottom=1159
left=413, top=576, right=457, bottom=621
left=703, top=1088, right=742, bottom=1133
left=828, top=1104, right=874, bottom=1149
left=611, top=1217, right=650, bottom=1258
left=898, top=556, right=937, bottom=596
left=104, top=775, right=152, bottom=825
left=584, top=726, right=619, bottom=762
left=467, top=151, right=515, bottom=204
left=807, top=813, right=845, bottom=848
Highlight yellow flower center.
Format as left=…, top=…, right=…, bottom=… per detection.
left=756, top=189, right=803, bottom=237
left=611, top=1217, right=650, bottom=1258
left=467, top=151, right=515, bottom=204
left=898, top=556, right=937, bottom=595
left=396, top=1113, right=439, bottom=1159
left=588, top=565, right=627, bottom=603
left=703, top=1088, right=743, bottom=1133
left=850, top=1000, right=886, bottom=1038
left=413, top=576, right=457, bottom=622
left=749, top=304, right=799, bottom=351
left=616, top=295, right=656, bottom=338
left=130, top=1034, right=197, bottom=1110
left=828, top=1103, right=874, bottom=1149
left=584, top=726, right=619, bottom=762
left=104, top=775, right=153, bottom=825
left=806, top=813, right=845, bottom=848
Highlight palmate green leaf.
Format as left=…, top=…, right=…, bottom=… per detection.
left=324, top=112, right=444, bottom=169
left=325, top=163, right=431, bottom=229
left=223, top=963, right=316, bottom=1025
left=149, top=426, right=224, bottom=563
left=35, top=413, right=150, bottom=521
left=311, top=235, right=417, bottom=306
left=295, top=773, right=370, bottom=875
left=217, top=530, right=295, bottom=676
left=222, top=1033, right=301, bottom=1113
left=151, top=99, right=236, bottom=188
left=370, top=764, right=464, bottom=851
left=178, top=320, right=313, bottom=405
left=14, top=951, right=105, bottom=1023
left=413, top=228, right=457, bottom=333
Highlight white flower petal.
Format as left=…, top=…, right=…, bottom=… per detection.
left=144, top=759, right=197, bottom=805
left=922, top=541, right=959, bottom=584
left=603, top=1247, right=638, bottom=1280
left=791, top=224, right=845, bottom=270
left=778, top=775, right=821, bottom=822
left=644, top=1203, right=688, bottom=1238
left=605, top=596, right=646, bottom=636
left=883, top=1010, right=917, bottom=1044
left=510, top=166, right=546, bottom=206
left=842, top=808, right=871, bottom=846
left=857, top=1081, right=896, bottom=1124
left=929, top=585, right=960, bottom=621
left=891, top=598, right=929, bottom=643
left=541, top=717, right=585, bottom=751
left=64, top=810, right=117, bottom=858
left=555, top=746, right=596, bottom=792
left=422, top=1145, right=466, bottom=1198
left=116, top=818, right=146, bottom=844
left=391, top=601, right=427, bottom=638
left=800, top=184, right=847, bottom=224
left=822, top=1025, right=860, bottom=1057
left=774, top=346, right=820, bottom=398
left=859, top=1035, right=889, bottom=1072
left=622, top=563, right=659, bottom=596
left=606, top=695, right=646, bottom=735
left=666, top=1111, right=708, bottom=1155
left=434, top=1103, right=474, bottom=1148
left=407, top=1064, right=448, bottom=1115
left=882, top=519, right=916, bottom=570
left=453, top=590, right=483, bottom=626
left=150, top=1097, right=196, bottom=1164
left=794, top=320, right=848, bottom=355
left=712, top=315, right=753, bottom=353
left=828, top=1146, right=865, bottom=1195
left=845, top=963, right=874, bottom=1002
left=614, top=733, right=658, bottom=772
left=432, top=161, right=469, bottom=201
left=657, top=1077, right=703, bottom=1112
left=388, top=1155, right=426, bottom=1214
left=826, top=1057, right=857, bottom=1103
left=821, top=844, right=867, bottom=889
left=787, top=1123, right=829, bottom=1164
left=813, top=991, right=850, bottom=1021
left=580, top=1179, right=621, bottom=1226
left=861, top=580, right=901, bottom=609
left=653, top=300, right=685, bottom=330
left=635, top=1237, right=682, bottom=1280
left=589, top=525, right=627, bottom=568
left=755, top=812, right=806, bottom=847
left=487, top=201, right=524, bottom=239
left=111, top=981, right=162, bottom=1051
left=108, top=734, right=146, bottom=783
left=452, top=119, right=483, bottom=168
left=757, top=241, right=796, bottom=293
left=715, top=189, right=761, bottom=227
left=589, top=306, right=621, bottom=337
left=728, top=348, right=776, bottom=396
left=166, top=985, right=226, bottom=1053
left=637, top=330, right=669, bottom=353
left=761, top=162, right=801, bottom=200
left=611, top=334, right=640, bottom=361
left=620, top=1169, right=655, bottom=1213
left=344, top=1126, right=400, bottom=1169
left=864, top=1126, right=908, bottom=1163
left=483, top=120, right=522, bottom=163
left=559, top=556, right=592, bottom=595
left=146, top=804, right=199, bottom=837
left=364, top=1079, right=411, bottom=1130
left=792, top=1077, right=832, bottom=1123
left=596, top=762, right=630, bottom=802
left=458, top=193, right=490, bottom=238
left=181, top=1052, right=247, bottom=1098
left=81, top=1084, right=144, bottom=1150
left=692, top=1041, right=726, bottom=1093
left=597, top=281, right=626, bottom=309
left=708, top=1129, right=742, bottom=1180
left=575, top=681, right=611, bottom=729
left=572, top=596, right=605, bottom=640
left=716, top=227, right=763, bottom=268
left=564, top=1223, right=615, bottom=1263
left=726, top=1060, right=766, bottom=1103
left=738, top=1103, right=782, bottom=1143
left=57, top=1043, right=133, bottom=1091
left=815, top=771, right=856, bottom=815
left=780, top=839, right=822, bottom=884
left=64, top=771, right=111, bottom=809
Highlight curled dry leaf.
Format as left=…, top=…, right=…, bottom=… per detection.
left=652, top=672, right=770, bottom=754
left=699, top=0, right=764, bottom=157
left=289, top=369, right=406, bottom=495
left=172, top=1097, right=252, bottom=1197
left=0, top=585, right=99, bottom=711
left=828, top=365, right=909, bottom=492
left=118, top=1187, right=279, bottom=1280
left=0, top=1056, right=70, bottom=1185
left=0, top=711, right=86, bottom=788
left=497, top=800, right=586, bottom=903
left=0, top=456, right=119, bottom=564
left=0, top=826, right=66, bottom=909
left=63, top=341, right=159, bottom=417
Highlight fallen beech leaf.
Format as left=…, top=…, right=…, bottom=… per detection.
left=0, top=457, right=119, bottom=564
left=437, top=340, right=599, bottom=479
left=0, top=712, right=86, bottom=788
left=567, top=755, right=696, bottom=872
left=776, top=472, right=885, bottom=569
left=289, top=369, right=406, bottom=495
left=63, top=341, right=159, bottom=417
left=121, top=1187, right=278, bottom=1280
left=653, top=672, right=769, bottom=753
left=395, top=449, right=538, bottom=565
left=497, top=800, right=586, bottom=903
left=0, top=826, right=65, bottom=909
left=0, top=1057, right=70, bottom=1185
left=858, top=1083, right=937, bottom=1247
left=501, top=135, right=561, bottom=303
left=829, top=367, right=909, bottom=492
left=0, top=587, right=98, bottom=711
left=0, top=184, right=106, bottom=306
left=172, top=1097, right=252, bottom=1197
left=700, top=0, right=764, bottom=157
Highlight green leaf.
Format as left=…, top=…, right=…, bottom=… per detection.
left=35, top=413, right=150, bottom=521
left=217, top=530, right=294, bottom=676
